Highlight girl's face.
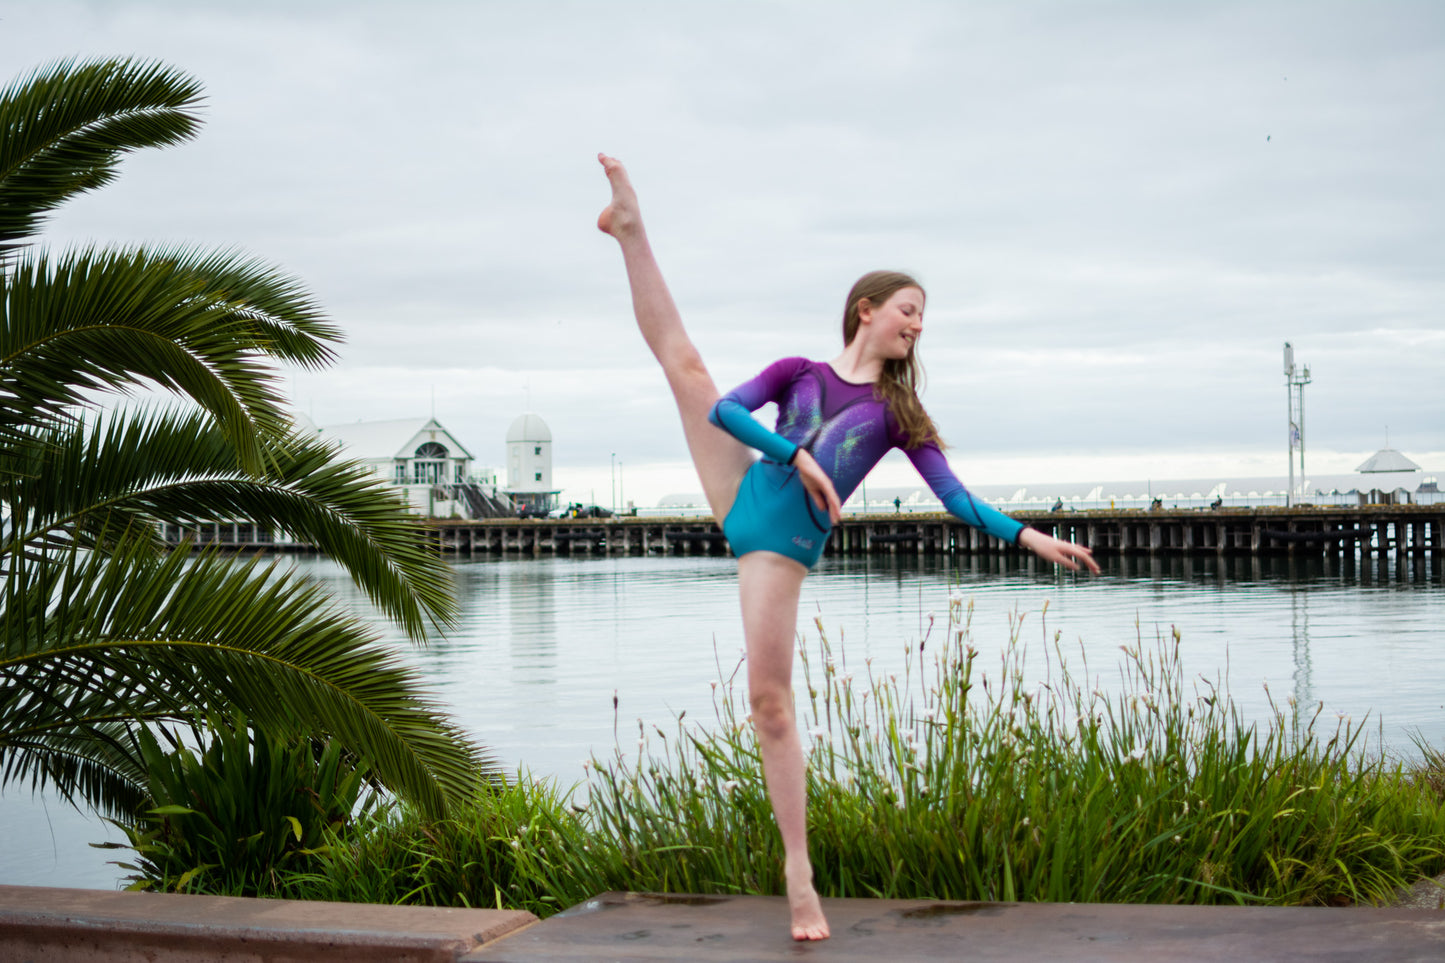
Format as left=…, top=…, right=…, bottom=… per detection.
left=859, top=286, right=925, bottom=360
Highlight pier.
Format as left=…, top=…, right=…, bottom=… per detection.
left=169, top=505, right=1444, bottom=564
left=432, top=506, right=1445, bottom=563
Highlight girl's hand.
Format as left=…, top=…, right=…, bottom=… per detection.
left=1018, top=527, right=1101, bottom=574
left=792, top=449, right=842, bottom=524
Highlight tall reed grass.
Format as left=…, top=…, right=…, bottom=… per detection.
left=271, top=596, right=1445, bottom=914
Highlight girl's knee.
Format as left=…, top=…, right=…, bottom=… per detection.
left=749, top=688, right=794, bottom=738
left=661, top=342, right=708, bottom=382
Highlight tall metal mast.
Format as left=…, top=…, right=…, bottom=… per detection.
left=1283, top=342, right=1312, bottom=507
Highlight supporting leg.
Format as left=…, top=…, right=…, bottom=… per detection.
left=737, top=551, right=830, bottom=941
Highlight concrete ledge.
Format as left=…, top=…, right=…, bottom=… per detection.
left=0, top=885, right=537, bottom=963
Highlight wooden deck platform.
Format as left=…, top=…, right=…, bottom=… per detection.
left=4, top=886, right=1441, bottom=962
left=470, top=890, right=1445, bottom=962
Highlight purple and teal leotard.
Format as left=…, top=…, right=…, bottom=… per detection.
left=708, top=357, right=1026, bottom=568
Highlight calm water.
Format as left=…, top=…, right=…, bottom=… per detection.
left=4, top=552, right=1442, bottom=889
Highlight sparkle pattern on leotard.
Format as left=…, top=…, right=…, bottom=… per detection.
left=708, top=357, right=1026, bottom=545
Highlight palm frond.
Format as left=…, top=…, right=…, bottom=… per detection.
left=0, top=719, right=148, bottom=817
left=1, top=542, right=497, bottom=819
left=0, top=57, right=203, bottom=260
left=3, top=408, right=454, bottom=638
left=0, top=245, right=339, bottom=470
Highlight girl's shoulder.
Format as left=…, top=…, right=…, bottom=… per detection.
left=757, top=355, right=813, bottom=376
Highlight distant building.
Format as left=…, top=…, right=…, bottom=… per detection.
left=163, top=411, right=530, bottom=548
left=313, top=416, right=510, bottom=519
left=1355, top=446, right=1425, bottom=505
left=504, top=412, right=560, bottom=515
left=317, top=417, right=468, bottom=517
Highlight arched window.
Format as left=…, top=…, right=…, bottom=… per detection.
left=412, top=442, right=449, bottom=485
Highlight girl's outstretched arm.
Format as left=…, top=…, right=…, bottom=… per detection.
left=905, top=442, right=1100, bottom=573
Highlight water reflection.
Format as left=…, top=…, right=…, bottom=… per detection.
left=1291, top=587, right=1313, bottom=724
left=508, top=562, right=558, bottom=685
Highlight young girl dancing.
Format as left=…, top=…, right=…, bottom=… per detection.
left=596, top=154, right=1099, bottom=941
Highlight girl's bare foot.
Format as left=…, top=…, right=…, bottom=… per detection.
left=596, top=153, right=643, bottom=239
left=785, top=858, right=830, bottom=941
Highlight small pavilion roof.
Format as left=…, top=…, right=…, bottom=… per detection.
left=1355, top=448, right=1422, bottom=473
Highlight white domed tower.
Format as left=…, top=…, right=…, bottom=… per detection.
left=504, top=412, right=559, bottom=514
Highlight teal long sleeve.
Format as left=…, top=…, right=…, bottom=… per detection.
left=708, top=396, right=799, bottom=465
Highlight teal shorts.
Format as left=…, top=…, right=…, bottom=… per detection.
left=722, top=459, right=831, bottom=569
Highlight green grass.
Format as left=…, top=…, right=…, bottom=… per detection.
left=139, top=595, right=1445, bottom=914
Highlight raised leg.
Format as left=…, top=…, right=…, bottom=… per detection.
left=597, top=154, right=753, bottom=519
left=737, top=551, right=830, bottom=941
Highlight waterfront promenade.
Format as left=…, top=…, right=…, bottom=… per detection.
left=2, top=885, right=1441, bottom=961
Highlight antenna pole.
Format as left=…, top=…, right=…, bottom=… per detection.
left=1285, top=343, right=1295, bottom=507
left=1283, top=343, right=1312, bottom=507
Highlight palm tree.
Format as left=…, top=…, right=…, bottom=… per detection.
left=0, top=57, right=495, bottom=823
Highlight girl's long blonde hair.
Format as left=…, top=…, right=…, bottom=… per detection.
left=841, top=270, right=942, bottom=450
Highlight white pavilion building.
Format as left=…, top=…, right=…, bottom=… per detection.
left=317, top=416, right=501, bottom=518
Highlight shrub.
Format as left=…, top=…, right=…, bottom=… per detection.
left=108, top=717, right=375, bottom=894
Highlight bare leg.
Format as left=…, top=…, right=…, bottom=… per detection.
left=597, top=154, right=752, bottom=518
left=738, top=551, right=830, bottom=941
left=600, top=155, right=826, bottom=939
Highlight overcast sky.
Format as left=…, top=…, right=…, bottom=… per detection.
left=5, top=1, right=1442, bottom=504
